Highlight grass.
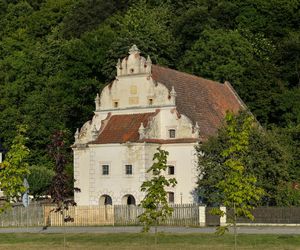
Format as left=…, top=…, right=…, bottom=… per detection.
left=0, top=233, right=300, bottom=249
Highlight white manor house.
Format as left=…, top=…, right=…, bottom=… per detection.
left=73, top=45, right=243, bottom=206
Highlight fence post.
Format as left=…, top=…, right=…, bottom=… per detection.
left=220, top=206, right=227, bottom=226
left=198, top=205, right=206, bottom=227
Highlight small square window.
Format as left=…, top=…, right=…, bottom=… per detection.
left=167, top=192, right=174, bottom=203
left=114, top=102, right=119, bottom=108
left=168, top=165, right=175, bottom=175
left=169, top=129, right=176, bottom=138
left=125, top=165, right=132, bottom=175
left=102, top=165, right=109, bottom=175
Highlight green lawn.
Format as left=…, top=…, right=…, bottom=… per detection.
left=0, top=233, right=299, bottom=249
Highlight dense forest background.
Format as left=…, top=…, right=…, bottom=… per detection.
left=0, top=0, right=299, bottom=202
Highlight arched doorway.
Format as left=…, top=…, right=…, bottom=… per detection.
left=122, top=194, right=136, bottom=205
left=99, top=195, right=112, bottom=205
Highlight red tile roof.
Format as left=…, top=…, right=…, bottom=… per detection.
left=93, top=65, right=244, bottom=144
left=93, top=112, right=157, bottom=144
left=151, top=65, right=244, bottom=138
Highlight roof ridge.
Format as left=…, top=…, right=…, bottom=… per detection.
left=152, top=64, right=225, bottom=87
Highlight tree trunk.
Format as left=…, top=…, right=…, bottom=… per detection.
left=154, top=218, right=158, bottom=246
left=233, top=202, right=237, bottom=250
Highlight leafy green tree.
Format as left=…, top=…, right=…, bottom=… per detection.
left=197, top=111, right=290, bottom=206
left=27, top=165, right=55, bottom=199
left=101, top=1, right=179, bottom=80
left=270, top=124, right=300, bottom=204
left=61, top=0, right=128, bottom=39
left=48, top=130, right=78, bottom=211
left=0, top=125, right=30, bottom=212
left=139, top=147, right=177, bottom=240
left=179, top=28, right=254, bottom=85
left=199, top=112, right=264, bottom=248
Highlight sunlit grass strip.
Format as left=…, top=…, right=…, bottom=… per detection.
left=0, top=233, right=300, bottom=249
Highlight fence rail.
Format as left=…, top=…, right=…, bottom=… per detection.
left=0, top=202, right=44, bottom=227
left=2, top=204, right=300, bottom=227
left=227, top=207, right=300, bottom=224
left=44, top=205, right=114, bottom=226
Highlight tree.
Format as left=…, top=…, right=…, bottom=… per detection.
left=47, top=130, right=79, bottom=247
left=48, top=130, right=78, bottom=216
left=101, top=1, right=179, bottom=80
left=197, top=111, right=290, bottom=206
left=198, top=111, right=264, bottom=249
left=0, top=125, right=30, bottom=212
left=139, top=147, right=177, bottom=242
left=27, top=165, right=55, bottom=199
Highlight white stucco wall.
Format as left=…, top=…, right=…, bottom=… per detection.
left=99, top=75, right=173, bottom=111
left=161, top=144, right=198, bottom=204
left=74, top=143, right=158, bottom=205
left=74, top=142, right=198, bottom=206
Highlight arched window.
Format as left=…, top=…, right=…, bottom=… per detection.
left=99, top=195, right=112, bottom=205
left=122, top=194, right=136, bottom=205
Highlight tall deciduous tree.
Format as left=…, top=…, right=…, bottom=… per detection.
left=198, top=112, right=264, bottom=248
left=0, top=125, right=30, bottom=212
left=47, top=130, right=79, bottom=247
left=139, top=147, right=177, bottom=240
left=197, top=111, right=290, bottom=206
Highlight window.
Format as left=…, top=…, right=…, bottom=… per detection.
left=102, top=165, right=109, bottom=175
left=169, top=129, right=176, bottom=138
left=148, top=98, right=153, bottom=105
left=167, top=192, right=174, bottom=203
left=114, top=101, right=119, bottom=108
left=168, top=165, right=175, bottom=175
left=125, top=165, right=133, bottom=175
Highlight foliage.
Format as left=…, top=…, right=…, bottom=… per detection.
left=197, top=111, right=291, bottom=206
left=0, top=125, right=30, bottom=212
left=61, top=0, right=129, bottom=39
left=198, top=111, right=264, bottom=248
left=179, top=29, right=254, bottom=85
left=275, top=182, right=300, bottom=206
left=47, top=130, right=79, bottom=222
left=27, top=165, right=55, bottom=198
left=139, top=147, right=177, bottom=233
left=101, top=1, right=179, bottom=80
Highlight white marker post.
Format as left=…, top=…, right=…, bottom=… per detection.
left=22, top=178, right=30, bottom=232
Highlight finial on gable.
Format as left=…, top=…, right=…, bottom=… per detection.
left=194, top=122, right=200, bottom=138
left=95, top=93, right=100, bottom=111
left=170, top=86, right=177, bottom=105
left=146, top=55, right=152, bottom=74
left=139, top=122, right=146, bottom=139
left=74, top=128, right=79, bottom=143
left=118, top=45, right=150, bottom=76
left=129, top=44, right=140, bottom=55
left=91, top=125, right=98, bottom=140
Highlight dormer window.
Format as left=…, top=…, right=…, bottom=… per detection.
left=148, top=98, right=153, bottom=105
left=169, top=129, right=176, bottom=138
left=114, top=101, right=119, bottom=108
